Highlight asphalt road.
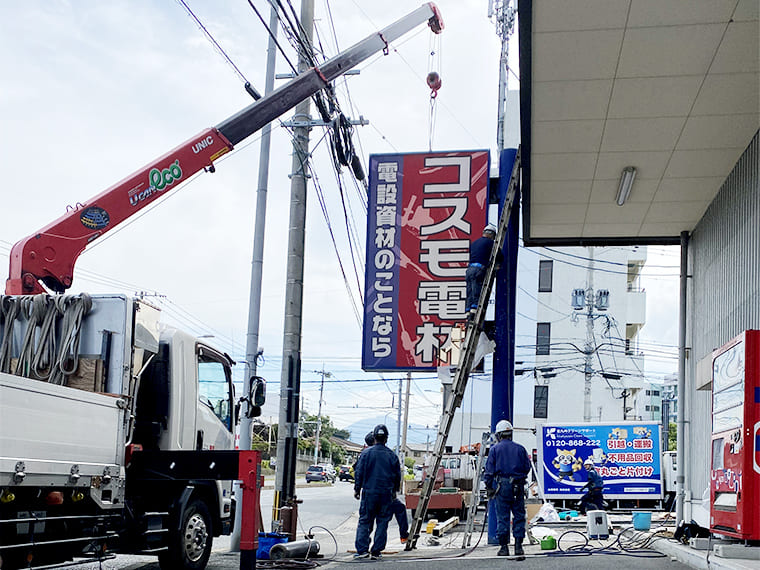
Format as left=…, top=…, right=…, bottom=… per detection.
left=322, top=553, right=691, bottom=570
left=55, top=478, right=358, bottom=569
left=28, top=482, right=693, bottom=570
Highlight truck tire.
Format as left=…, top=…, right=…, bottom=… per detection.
left=159, top=498, right=213, bottom=570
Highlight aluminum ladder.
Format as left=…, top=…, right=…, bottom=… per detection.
left=405, top=148, right=521, bottom=551
left=460, top=432, right=491, bottom=547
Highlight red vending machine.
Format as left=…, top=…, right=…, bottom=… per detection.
left=710, top=330, right=760, bottom=540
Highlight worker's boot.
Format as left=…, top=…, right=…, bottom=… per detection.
left=513, top=538, right=525, bottom=561
left=497, top=538, right=509, bottom=556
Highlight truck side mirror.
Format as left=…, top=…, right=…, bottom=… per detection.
left=247, top=376, right=266, bottom=418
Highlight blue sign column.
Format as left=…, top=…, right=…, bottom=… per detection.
left=488, top=148, right=519, bottom=544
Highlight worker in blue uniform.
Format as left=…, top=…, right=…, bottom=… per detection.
left=466, top=224, right=503, bottom=323
left=579, top=458, right=605, bottom=514
left=353, top=424, right=401, bottom=560
left=483, top=419, right=530, bottom=560
left=361, top=431, right=409, bottom=543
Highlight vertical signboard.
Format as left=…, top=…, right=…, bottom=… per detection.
left=538, top=422, right=662, bottom=499
left=362, top=151, right=490, bottom=371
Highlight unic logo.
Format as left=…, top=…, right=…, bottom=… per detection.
left=130, top=160, right=183, bottom=206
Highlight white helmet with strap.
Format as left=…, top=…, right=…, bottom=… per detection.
left=495, top=419, right=513, bottom=434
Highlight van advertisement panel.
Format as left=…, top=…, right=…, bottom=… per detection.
left=538, top=422, right=662, bottom=500
left=361, top=151, right=490, bottom=372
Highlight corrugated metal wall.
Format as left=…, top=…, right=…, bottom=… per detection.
left=686, top=130, right=759, bottom=520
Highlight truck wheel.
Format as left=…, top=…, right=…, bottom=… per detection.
left=159, top=498, right=213, bottom=570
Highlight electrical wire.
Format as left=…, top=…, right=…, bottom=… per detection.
left=175, top=0, right=252, bottom=84
left=245, top=0, right=299, bottom=74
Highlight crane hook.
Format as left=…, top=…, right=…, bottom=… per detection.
left=426, top=71, right=442, bottom=99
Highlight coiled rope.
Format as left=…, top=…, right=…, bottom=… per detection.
left=49, top=293, right=92, bottom=386
left=0, top=296, right=22, bottom=373
left=15, top=295, right=49, bottom=377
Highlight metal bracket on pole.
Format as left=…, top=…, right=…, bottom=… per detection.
left=280, top=116, right=369, bottom=129
left=276, top=69, right=362, bottom=80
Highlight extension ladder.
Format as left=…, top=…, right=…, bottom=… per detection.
left=461, top=432, right=491, bottom=548
left=405, top=148, right=521, bottom=551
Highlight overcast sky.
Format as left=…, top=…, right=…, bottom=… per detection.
left=0, top=1, right=679, bottom=441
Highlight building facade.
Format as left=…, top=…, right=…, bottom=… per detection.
left=526, top=245, right=649, bottom=424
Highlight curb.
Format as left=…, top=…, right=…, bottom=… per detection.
left=651, top=537, right=760, bottom=570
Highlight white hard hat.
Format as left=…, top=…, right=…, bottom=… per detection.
left=584, top=458, right=594, bottom=466
left=483, top=224, right=497, bottom=235
left=495, top=419, right=513, bottom=433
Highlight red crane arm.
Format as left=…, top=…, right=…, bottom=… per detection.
left=7, top=129, right=232, bottom=294
left=6, top=3, right=443, bottom=295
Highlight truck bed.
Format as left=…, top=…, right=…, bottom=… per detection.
left=0, top=372, right=126, bottom=487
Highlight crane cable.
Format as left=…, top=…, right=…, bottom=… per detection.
left=426, top=31, right=442, bottom=151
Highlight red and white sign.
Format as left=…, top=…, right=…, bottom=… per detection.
left=362, top=150, right=490, bottom=371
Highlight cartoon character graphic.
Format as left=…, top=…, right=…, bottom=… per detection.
left=633, top=426, right=652, bottom=439
left=610, top=428, right=628, bottom=440
left=552, top=449, right=583, bottom=481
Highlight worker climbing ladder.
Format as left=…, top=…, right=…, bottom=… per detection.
left=405, top=148, right=521, bottom=551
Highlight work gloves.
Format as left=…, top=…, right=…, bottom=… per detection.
left=354, top=490, right=361, bottom=500
left=486, top=487, right=497, bottom=500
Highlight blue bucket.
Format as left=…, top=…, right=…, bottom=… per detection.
left=632, top=511, right=651, bottom=531
left=257, top=533, right=288, bottom=559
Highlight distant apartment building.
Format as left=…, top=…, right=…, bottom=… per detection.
left=524, top=245, right=649, bottom=425
left=446, top=245, right=652, bottom=453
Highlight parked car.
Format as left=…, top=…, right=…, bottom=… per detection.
left=305, top=464, right=336, bottom=483
left=339, top=465, right=354, bottom=481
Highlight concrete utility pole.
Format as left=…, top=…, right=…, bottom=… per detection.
left=232, top=0, right=278, bottom=553
left=313, top=368, right=331, bottom=464
left=584, top=248, right=595, bottom=422
left=273, top=0, right=314, bottom=538
left=490, top=0, right=516, bottom=153
left=570, top=248, right=610, bottom=422
left=401, top=372, right=411, bottom=458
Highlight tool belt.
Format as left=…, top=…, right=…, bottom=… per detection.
left=496, top=475, right=525, bottom=501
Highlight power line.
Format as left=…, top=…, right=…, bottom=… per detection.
left=175, top=0, right=252, bottom=84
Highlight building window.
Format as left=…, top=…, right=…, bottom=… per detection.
left=534, top=385, right=548, bottom=419
left=645, top=389, right=661, bottom=396
left=536, top=323, right=551, bottom=355
left=538, top=260, right=553, bottom=292
left=645, top=405, right=661, bottom=412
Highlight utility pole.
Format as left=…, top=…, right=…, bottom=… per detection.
left=621, top=389, right=630, bottom=420
left=584, top=248, right=595, bottom=423
left=274, top=0, right=314, bottom=539
left=401, top=372, right=412, bottom=458
left=396, top=377, right=402, bottom=455
left=233, top=0, right=278, bottom=553
left=489, top=0, right=516, bottom=153
left=570, top=247, right=610, bottom=423
left=313, top=368, right=331, bottom=464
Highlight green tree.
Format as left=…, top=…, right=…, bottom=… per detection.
left=297, top=412, right=346, bottom=464
left=333, top=428, right=351, bottom=440
left=668, top=422, right=677, bottom=451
